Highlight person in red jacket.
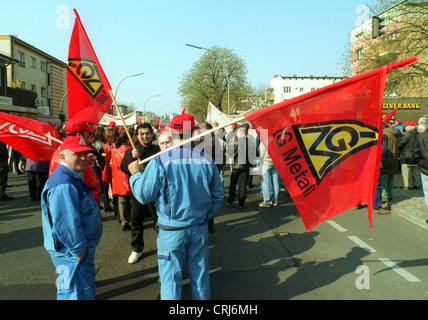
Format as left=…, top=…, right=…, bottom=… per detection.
left=111, top=131, right=132, bottom=231
left=102, top=127, right=119, bottom=215
left=49, top=118, right=101, bottom=205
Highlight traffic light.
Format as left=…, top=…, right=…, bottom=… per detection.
left=372, top=16, right=385, bottom=38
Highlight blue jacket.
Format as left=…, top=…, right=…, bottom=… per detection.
left=41, top=164, right=103, bottom=256
left=129, top=146, right=223, bottom=229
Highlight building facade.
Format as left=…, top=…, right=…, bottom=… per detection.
left=0, top=34, right=67, bottom=125
left=266, top=74, right=346, bottom=106
left=350, top=0, right=427, bottom=123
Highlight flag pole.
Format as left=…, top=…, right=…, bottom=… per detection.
left=45, top=134, right=63, bottom=144
left=108, top=90, right=140, bottom=161
left=138, top=115, right=246, bottom=165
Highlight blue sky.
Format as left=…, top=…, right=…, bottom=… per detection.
left=1, top=0, right=370, bottom=115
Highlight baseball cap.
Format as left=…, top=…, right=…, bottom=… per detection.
left=60, top=136, right=94, bottom=153
left=404, top=121, right=417, bottom=127
left=170, top=114, right=196, bottom=132
left=64, top=118, right=96, bottom=134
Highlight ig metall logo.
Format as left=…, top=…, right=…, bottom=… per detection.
left=292, top=120, right=378, bottom=185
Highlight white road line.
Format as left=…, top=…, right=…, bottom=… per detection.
left=348, top=236, right=377, bottom=253
left=326, top=220, right=347, bottom=232
left=379, top=258, right=421, bottom=282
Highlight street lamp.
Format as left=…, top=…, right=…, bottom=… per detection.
left=186, top=43, right=231, bottom=115
left=114, top=72, right=144, bottom=100
left=143, top=94, right=161, bottom=122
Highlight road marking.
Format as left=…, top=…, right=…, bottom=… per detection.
left=348, top=236, right=377, bottom=253
left=326, top=220, right=347, bottom=232
left=378, top=258, right=421, bottom=282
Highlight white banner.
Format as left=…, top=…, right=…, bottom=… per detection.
left=205, top=102, right=254, bottom=126
left=99, top=111, right=137, bottom=126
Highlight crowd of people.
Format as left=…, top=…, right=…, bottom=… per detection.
left=370, top=116, right=428, bottom=214
left=3, top=113, right=428, bottom=300
left=32, top=114, right=285, bottom=300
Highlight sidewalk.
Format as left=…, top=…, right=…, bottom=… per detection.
left=390, top=187, right=428, bottom=231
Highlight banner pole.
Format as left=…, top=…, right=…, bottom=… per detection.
left=138, top=115, right=246, bottom=165
left=108, top=90, right=140, bottom=161
left=44, top=134, right=63, bottom=144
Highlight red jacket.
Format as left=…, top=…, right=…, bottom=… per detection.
left=49, top=148, right=102, bottom=205
left=102, top=143, right=114, bottom=183
left=111, top=145, right=132, bottom=196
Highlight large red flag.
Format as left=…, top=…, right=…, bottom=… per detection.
left=0, top=112, right=61, bottom=161
left=245, top=57, right=418, bottom=231
left=67, top=9, right=112, bottom=124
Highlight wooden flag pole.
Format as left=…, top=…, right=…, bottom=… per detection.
left=45, top=134, right=63, bottom=144
left=108, top=90, right=140, bottom=161
left=138, top=115, right=246, bottom=165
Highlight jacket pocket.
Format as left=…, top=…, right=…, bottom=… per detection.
left=157, top=251, right=170, bottom=261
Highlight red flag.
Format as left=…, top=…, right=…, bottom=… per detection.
left=0, top=112, right=61, bottom=161
left=67, top=9, right=112, bottom=124
left=245, top=57, right=418, bottom=231
left=382, top=107, right=399, bottom=123
left=156, top=116, right=160, bottom=125
left=180, top=107, right=186, bottom=115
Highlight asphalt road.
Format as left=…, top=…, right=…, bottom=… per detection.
left=0, top=170, right=427, bottom=301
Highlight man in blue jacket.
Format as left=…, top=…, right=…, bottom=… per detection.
left=128, top=114, right=223, bottom=300
left=41, top=136, right=103, bottom=300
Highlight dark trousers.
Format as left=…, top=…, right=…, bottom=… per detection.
left=27, top=171, right=48, bottom=201
left=228, top=168, right=249, bottom=207
left=0, top=161, right=7, bottom=196
left=130, top=194, right=154, bottom=253
left=373, top=172, right=383, bottom=210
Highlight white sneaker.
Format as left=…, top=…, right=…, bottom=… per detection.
left=128, top=251, right=143, bottom=264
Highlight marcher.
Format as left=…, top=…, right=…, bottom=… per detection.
left=111, top=131, right=132, bottom=231
left=25, top=159, right=49, bottom=201
left=157, top=128, right=173, bottom=150
left=0, top=141, right=13, bottom=201
left=102, top=127, right=119, bottom=214
left=48, top=118, right=102, bottom=205
left=41, top=136, right=103, bottom=300
left=394, top=119, right=405, bottom=134
left=412, top=123, right=428, bottom=211
left=94, top=126, right=113, bottom=212
left=225, top=125, right=257, bottom=209
left=381, top=121, right=401, bottom=208
left=258, top=138, right=279, bottom=208
left=398, top=121, right=421, bottom=190
left=120, top=123, right=160, bottom=264
left=128, top=114, right=223, bottom=300
left=194, top=121, right=226, bottom=232
left=373, top=139, right=390, bottom=214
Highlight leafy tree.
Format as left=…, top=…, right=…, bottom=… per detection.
left=178, top=46, right=249, bottom=121
left=351, top=0, right=427, bottom=96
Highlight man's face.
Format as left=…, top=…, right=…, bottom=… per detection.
left=158, top=132, right=173, bottom=150
left=137, top=127, right=153, bottom=146
left=61, top=151, right=89, bottom=172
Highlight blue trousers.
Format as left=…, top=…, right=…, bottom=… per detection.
left=261, top=165, right=279, bottom=203
left=157, top=224, right=210, bottom=300
left=50, top=246, right=96, bottom=300
left=373, top=172, right=383, bottom=210
left=420, top=172, right=428, bottom=210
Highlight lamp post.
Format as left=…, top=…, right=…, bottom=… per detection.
left=186, top=43, right=231, bottom=115
left=114, top=72, right=144, bottom=100
left=143, top=94, right=161, bottom=122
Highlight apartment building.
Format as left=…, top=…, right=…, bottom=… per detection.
left=350, top=0, right=427, bottom=122
left=0, top=34, right=66, bottom=125
left=266, top=74, right=346, bottom=106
